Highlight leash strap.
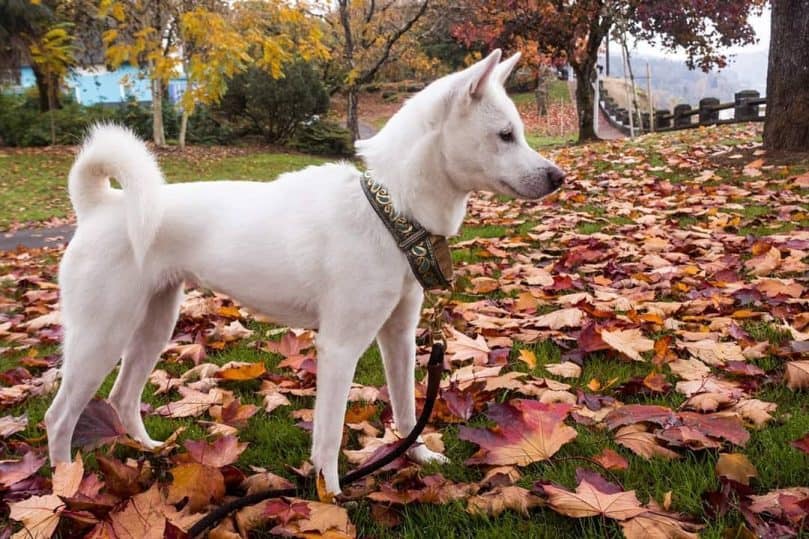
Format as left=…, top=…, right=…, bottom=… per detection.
left=360, top=172, right=453, bottom=290
left=188, top=343, right=446, bottom=538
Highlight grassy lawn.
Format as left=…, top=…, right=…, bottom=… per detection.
left=0, top=147, right=326, bottom=230
left=2, top=122, right=809, bottom=537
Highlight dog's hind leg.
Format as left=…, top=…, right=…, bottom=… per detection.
left=45, top=298, right=144, bottom=464
left=377, top=286, right=448, bottom=466
left=109, top=283, right=183, bottom=448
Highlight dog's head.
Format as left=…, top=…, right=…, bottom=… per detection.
left=438, top=49, right=565, bottom=199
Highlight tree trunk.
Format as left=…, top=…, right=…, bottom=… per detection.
left=151, top=78, right=166, bottom=146
left=572, top=62, right=598, bottom=142
left=32, top=65, right=61, bottom=112
left=763, top=0, right=809, bottom=151
left=179, top=109, right=189, bottom=149
left=346, top=88, right=359, bottom=141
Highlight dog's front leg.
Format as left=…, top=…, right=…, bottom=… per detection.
left=311, top=312, right=387, bottom=496
left=377, top=286, right=449, bottom=466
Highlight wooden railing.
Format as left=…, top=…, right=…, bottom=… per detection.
left=598, top=80, right=767, bottom=135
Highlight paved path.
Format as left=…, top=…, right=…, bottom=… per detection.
left=1, top=224, right=75, bottom=251
left=568, top=80, right=626, bottom=141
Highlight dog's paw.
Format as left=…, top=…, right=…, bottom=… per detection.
left=407, top=444, right=450, bottom=465
left=137, top=437, right=163, bottom=450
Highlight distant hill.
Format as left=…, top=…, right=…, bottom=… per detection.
left=604, top=51, right=767, bottom=110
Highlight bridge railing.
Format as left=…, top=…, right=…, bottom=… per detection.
left=598, top=81, right=766, bottom=135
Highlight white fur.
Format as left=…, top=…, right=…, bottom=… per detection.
left=45, top=50, right=564, bottom=495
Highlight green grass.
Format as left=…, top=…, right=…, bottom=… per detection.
left=0, top=149, right=326, bottom=230
left=4, top=124, right=809, bottom=537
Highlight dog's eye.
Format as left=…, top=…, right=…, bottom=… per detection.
left=498, top=129, right=514, bottom=143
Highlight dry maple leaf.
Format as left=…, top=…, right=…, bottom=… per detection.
left=544, top=362, right=582, bottom=379
left=542, top=478, right=646, bottom=520
left=0, top=414, right=27, bottom=438
left=467, top=486, right=543, bottom=517
left=8, top=493, right=64, bottom=539
left=154, top=387, right=226, bottom=418
left=0, top=451, right=46, bottom=488
left=166, top=462, right=225, bottom=513
left=446, top=327, right=491, bottom=364
left=716, top=453, right=757, bottom=485
left=600, top=328, right=654, bottom=361
left=680, top=340, right=744, bottom=366
left=785, top=361, right=809, bottom=390
left=216, top=361, right=266, bottom=380
left=533, top=307, right=585, bottom=329
left=184, top=435, right=247, bottom=468
left=271, top=499, right=357, bottom=538
left=614, top=424, right=680, bottom=460
left=592, top=448, right=629, bottom=471
left=620, top=511, right=701, bottom=539
left=459, top=400, right=577, bottom=466
left=52, top=453, right=83, bottom=498
left=107, top=484, right=166, bottom=539
left=744, top=247, right=781, bottom=276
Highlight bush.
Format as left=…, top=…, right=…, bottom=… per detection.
left=185, top=106, right=234, bottom=145
left=219, top=61, right=329, bottom=143
left=289, top=118, right=354, bottom=157
left=0, top=93, right=110, bottom=146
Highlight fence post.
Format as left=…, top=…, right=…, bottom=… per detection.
left=654, top=109, right=671, bottom=130
left=673, top=104, right=692, bottom=127
left=699, top=97, right=720, bottom=124
left=734, top=90, right=760, bottom=121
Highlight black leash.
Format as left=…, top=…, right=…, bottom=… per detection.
left=188, top=343, right=446, bottom=537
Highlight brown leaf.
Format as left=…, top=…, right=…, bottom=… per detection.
left=108, top=484, right=166, bottom=539
left=72, top=399, right=127, bottom=450
left=467, top=486, right=543, bottom=517
left=621, top=511, right=701, bottom=538
left=53, top=453, right=84, bottom=498
left=184, top=435, right=247, bottom=468
left=0, top=451, right=46, bottom=488
left=8, top=493, right=63, bottom=538
left=600, top=329, right=654, bottom=361
left=166, top=463, right=225, bottom=513
left=542, top=478, right=645, bottom=520
left=785, top=361, right=809, bottom=390
left=459, top=400, right=577, bottom=466
left=592, top=448, right=629, bottom=471
left=216, top=361, right=266, bottom=381
left=614, top=424, right=680, bottom=460
left=715, top=453, right=757, bottom=485
left=0, top=414, right=27, bottom=438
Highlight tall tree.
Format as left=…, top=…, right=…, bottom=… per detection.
left=328, top=0, right=430, bottom=140
left=763, top=0, right=809, bottom=151
left=454, top=0, right=765, bottom=143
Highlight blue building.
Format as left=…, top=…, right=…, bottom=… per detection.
left=12, top=64, right=187, bottom=106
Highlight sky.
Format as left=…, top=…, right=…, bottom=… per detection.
left=629, top=6, right=771, bottom=59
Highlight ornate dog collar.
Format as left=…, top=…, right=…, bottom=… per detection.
left=360, top=172, right=453, bottom=290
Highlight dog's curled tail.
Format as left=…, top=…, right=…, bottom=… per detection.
left=68, top=123, right=164, bottom=265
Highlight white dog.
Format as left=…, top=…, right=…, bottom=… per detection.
left=45, top=49, right=565, bottom=495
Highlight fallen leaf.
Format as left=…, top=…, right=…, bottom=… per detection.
left=716, top=453, right=757, bottom=485
left=166, top=463, right=225, bottom=513
left=459, top=400, right=577, bottom=466
left=467, top=486, right=543, bottom=517
left=542, top=478, right=645, bottom=520
left=184, top=435, right=247, bottom=468
left=600, top=329, right=654, bottom=361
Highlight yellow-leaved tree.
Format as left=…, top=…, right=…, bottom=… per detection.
left=29, top=22, right=76, bottom=145
left=327, top=0, right=431, bottom=141
left=100, top=0, right=328, bottom=147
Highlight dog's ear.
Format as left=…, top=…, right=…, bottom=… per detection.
left=466, top=49, right=502, bottom=99
left=495, top=52, right=522, bottom=85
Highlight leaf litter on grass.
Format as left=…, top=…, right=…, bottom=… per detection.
left=1, top=123, right=809, bottom=537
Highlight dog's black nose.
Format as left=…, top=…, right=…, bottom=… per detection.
left=548, top=166, right=566, bottom=190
